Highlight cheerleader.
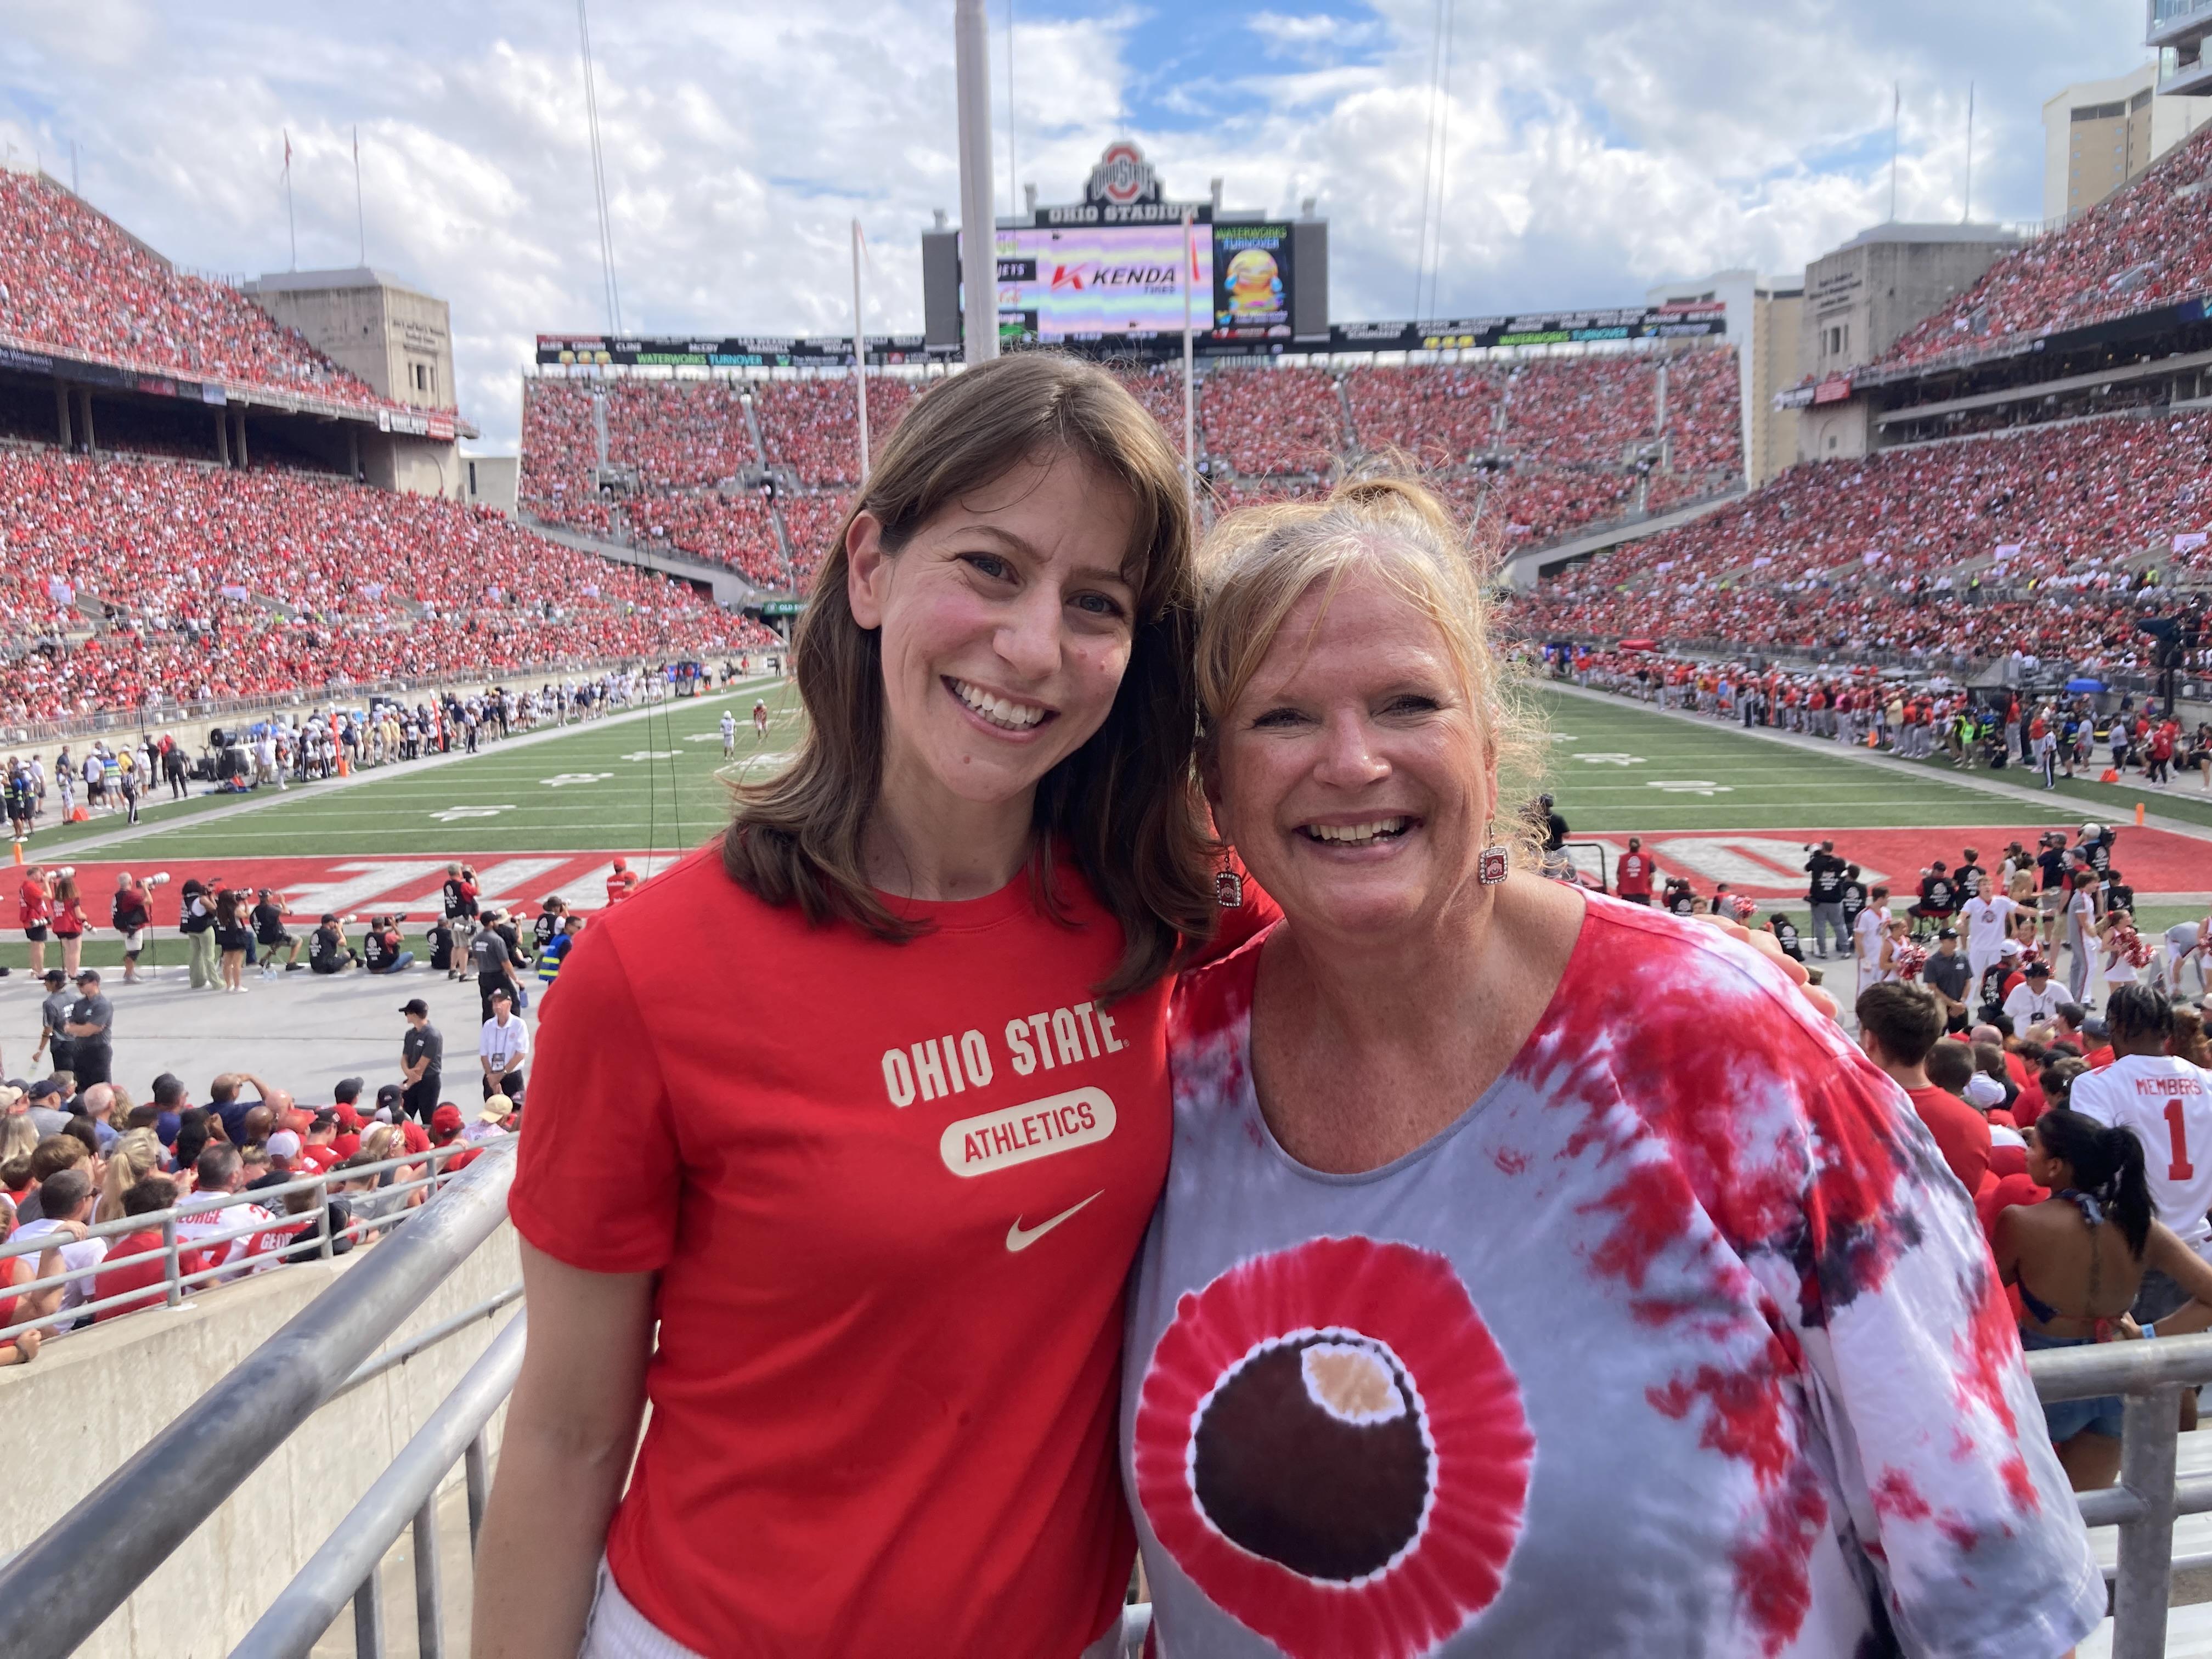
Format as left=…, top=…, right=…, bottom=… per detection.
left=2098, top=907, right=2155, bottom=1006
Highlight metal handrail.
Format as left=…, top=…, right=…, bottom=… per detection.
left=229, top=1312, right=527, bottom=1659
left=0, top=1142, right=491, bottom=1345
left=0, top=1141, right=517, bottom=1659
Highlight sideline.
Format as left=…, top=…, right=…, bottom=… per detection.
left=1539, top=680, right=2212, bottom=847
left=33, top=677, right=785, bottom=862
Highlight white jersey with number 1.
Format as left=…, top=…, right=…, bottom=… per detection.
left=2072, top=1054, right=2212, bottom=1254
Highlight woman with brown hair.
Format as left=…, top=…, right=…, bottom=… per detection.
left=479, top=354, right=1266, bottom=1659
left=212, top=888, right=251, bottom=992
left=1122, top=476, right=2104, bottom=1656
left=48, top=872, right=86, bottom=980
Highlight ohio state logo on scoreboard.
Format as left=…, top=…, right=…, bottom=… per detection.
left=1086, top=141, right=1160, bottom=207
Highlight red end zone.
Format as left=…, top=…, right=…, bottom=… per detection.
left=12, top=853, right=691, bottom=926
left=1562, top=827, right=2209, bottom=901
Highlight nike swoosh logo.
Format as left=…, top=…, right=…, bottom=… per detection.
left=1006, top=1191, right=1103, bottom=1253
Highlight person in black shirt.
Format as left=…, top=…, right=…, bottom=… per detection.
left=1768, top=915, right=1805, bottom=962
left=1953, top=848, right=1985, bottom=902
left=1923, top=929, right=1973, bottom=1030
left=2078, top=823, right=2115, bottom=878
left=470, top=912, right=524, bottom=1022
left=2104, top=870, right=2136, bottom=918
left=363, top=916, right=415, bottom=974
left=1662, top=877, right=1699, bottom=917
left=532, top=897, right=568, bottom=957
left=1909, top=861, right=1959, bottom=938
left=1838, top=864, right=1869, bottom=936
left=441, top=864, right=481, bottom=980
left=427, top=916, right=457, bottom=973
left=400, top=998, right=443, bottom=1122
left=308, top=915, right=359, bottom=974
left=63, top=969, right=114, bottom=1087
left=1803, top=842, right=1847, bottom=959
left=252, top=888, right=301, bottom=977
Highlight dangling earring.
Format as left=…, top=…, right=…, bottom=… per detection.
left=1477, top=843, right=1510, bottom=885
left=1215, top=864, right=1245, bottom=909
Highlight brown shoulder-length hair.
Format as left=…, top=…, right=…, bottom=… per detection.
left=721, top=352, right=1216, bottom=1001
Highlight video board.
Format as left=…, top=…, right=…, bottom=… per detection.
left=982, top=221, right=1299, bottom=346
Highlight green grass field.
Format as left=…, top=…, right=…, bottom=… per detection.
left=1528, top=688, right=2083, bottom=832
left=10, top=674, right=2196, bottom=968
left=63, top=678, right=808, bottom=862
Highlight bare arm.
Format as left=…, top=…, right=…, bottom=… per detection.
left=2142, top=1226, right=2212, bottom=1334
left=472, top=1240, right=655, bottom=1659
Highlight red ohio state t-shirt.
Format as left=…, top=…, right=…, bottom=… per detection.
left=510, top=844, right=1271, bottom=1657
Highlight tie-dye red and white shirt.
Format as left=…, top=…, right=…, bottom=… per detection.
left=1123, top=896, right=2102, bottom=1659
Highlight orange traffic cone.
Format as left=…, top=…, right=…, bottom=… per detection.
left=337, top=754, right=351, bottom=778
left=2137, top=802, right=2147, bottom=827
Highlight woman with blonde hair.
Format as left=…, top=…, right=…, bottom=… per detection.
left=481, top=353, right=1269, bottom=1659
left=95, top=1128, right=163, bottom=1223
left=1121, top=476, right=2102, bottom=1656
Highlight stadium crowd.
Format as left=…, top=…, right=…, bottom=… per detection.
left=1504, top=410, right=2212, bottom=669
left=0, top=171, right=388, bottom=411
left=1879, top=120, right=2212, bottom=372
left=0, top=448, right=736, bottom=723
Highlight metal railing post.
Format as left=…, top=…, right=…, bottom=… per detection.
left=315, top=1175, right=333, bottom=1260
left=0, top=1144, right=516, bottom=1659
left=353, top=1563, right=386, bottom=1659
left=161, top=1212, right=181, bottom=1308
left=2112, top=1383, right=2182, bottom=1659
left=412, top=1495, right=444, bottom=1659
left=464, top=1432, right=490, bottom=1555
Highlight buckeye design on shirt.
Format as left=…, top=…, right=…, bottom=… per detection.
left=1124, top=901, right=2102, bottom=1659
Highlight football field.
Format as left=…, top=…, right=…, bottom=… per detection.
left=5, top=675, right=2207, bottom=966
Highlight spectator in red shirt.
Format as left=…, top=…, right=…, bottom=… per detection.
left=18, top=864, right=52, bottom=976
left=1857, top=980, right=1993, bottom=1193
left=92, top=1175, right=179, bottom=1322
left=1614, top=836, right=1654, bottom=905
left=603, top=858, right=640, bottom=906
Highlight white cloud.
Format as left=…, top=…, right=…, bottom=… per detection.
left=0, top=0, right=2160, bottom=449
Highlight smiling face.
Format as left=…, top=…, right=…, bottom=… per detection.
left=1209, top=563, right=1491, bottom=943
left=849, top=449, right=1140, bottom=827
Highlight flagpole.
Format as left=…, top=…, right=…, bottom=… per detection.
left=284, top=131, right=297, bottom=270
left=353, top=126, right=366, bottom=265
left=1181, top=206, right=1197, bottom=522
left=852, top=217, right=871, bottom=485
left=1889, top=83, right=1900, bottom=222
left=1962, top=81, right=1975, bottom=223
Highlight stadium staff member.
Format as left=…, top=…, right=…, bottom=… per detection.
left=1803, top=840, right=1848, bottom=958
left=441, top=864, right=481, bottom=981
left=32, top=968, right=71, bottom=1077
left=399, top=998, right=443, bottom=1122
left=1613, top=836, right=1653, bottom=905
left=2004, top=959, right=2066, bottom=1030
left=478, top=987, right=528, bottom=1100
left=111, top=873, right=151, bottom=984
left=63, top=969, right=114, bottom=1089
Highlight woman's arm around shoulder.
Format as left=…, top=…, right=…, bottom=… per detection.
left=471, top=1240, right=656, bottom=1659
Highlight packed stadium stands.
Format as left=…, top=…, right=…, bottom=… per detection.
left=0, top=172, right=388, bottom=411
left=518, top=345, right=1748, bottom=588
left=1501, top=409, right=2212, bottom=671
left=0, top=449, right=737, bottom=724
left=1876, top=121, right=2212, bottom=372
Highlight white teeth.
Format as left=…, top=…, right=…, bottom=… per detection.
left=1305, top=818, right=1411, bottom=844
left=950, top=679, right=1049, bottom=731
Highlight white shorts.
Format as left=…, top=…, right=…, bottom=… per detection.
left=577, top=1555, right=1132, bottom=1659
left=121, top=929, right=144, bottom=953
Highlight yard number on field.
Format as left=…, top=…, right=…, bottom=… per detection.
left=618, top=751, right=681, bottom=762
left=431, top=804, right=517, bottom=822
left=542, top=772, right=616, bottom=788
left=1574, top=752, right=1645, bottom=766
left=1646, top=780, right=1734, bottom=796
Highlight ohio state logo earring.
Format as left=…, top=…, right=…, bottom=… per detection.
left=1215, top=867, right=1245, bottom=908
left=1477, top=846, right=1509, bottom=884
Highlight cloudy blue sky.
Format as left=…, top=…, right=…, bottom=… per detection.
left=0, top=0, right=2157, bottom=448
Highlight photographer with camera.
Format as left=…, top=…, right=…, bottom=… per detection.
left=111, top=872, right=153, bottom=983
left=362, top=915, right=415, bottom=975
left=308, top=914, right=360, bottom=975
left=251, top=888, right=301, bottom=977
left=442, top=863, right=481, bottom=981
left=178, top=876, right=219, bottom=989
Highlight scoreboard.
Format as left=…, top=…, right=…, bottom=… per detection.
left=983, top=219, right=1299, bottom=347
